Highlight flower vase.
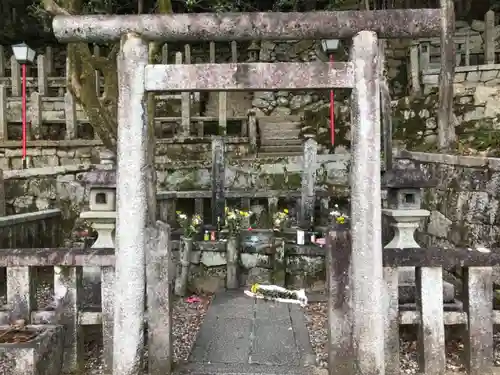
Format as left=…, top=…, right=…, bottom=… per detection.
left=226, top=235, right=240, bottom=289
left=175, top=237, right=193, bottom=296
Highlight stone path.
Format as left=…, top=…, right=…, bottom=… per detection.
left=176, top=289, right=317, bottom=375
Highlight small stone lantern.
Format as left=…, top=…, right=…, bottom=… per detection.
left=247, top=41, right=260, bottom=62
left=382, top=159, right=435, bottom=248
left=382, top=159, right=455, bottom=304
left=80, top=170, right=117, bottom=248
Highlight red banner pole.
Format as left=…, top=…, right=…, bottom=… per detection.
left=329, top=54, right=335, bottom=146
left=22, top=63, right=27, bottom=163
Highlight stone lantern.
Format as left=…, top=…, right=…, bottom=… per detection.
left=382, top=159, right=455, bottom=304
left=247, top=41, right=260, bottom=62
left=80, top=170, right=116, bottom=249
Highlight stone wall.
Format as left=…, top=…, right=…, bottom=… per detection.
left=401, top=151, right=500, bottom=250
left=0, top=138, right=250, bottom=170
left=3, top=164, right=91, bottom=238
left=174, top=235, right=326, bottom=294
left=390, top=84, right=500, bottom=152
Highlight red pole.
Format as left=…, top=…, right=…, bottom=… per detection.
left=22, top=63, right=27, bottom=164
left=329, top=54, right=335, bottom=146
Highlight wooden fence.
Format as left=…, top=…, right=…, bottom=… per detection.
left=0, top=41, right=256, bottom=141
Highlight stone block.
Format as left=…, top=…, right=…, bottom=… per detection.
left=399, top=281, right=456, bottom=304
left=466, top=71, right=481, bottom=82
left=481, top=70, right=498, bottom=81
left=0, top=325, right=64, bottom=375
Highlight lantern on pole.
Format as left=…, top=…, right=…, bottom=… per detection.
left=12, top=43, right=36, bottom=168
left=321, top=39, right=341, bottom=147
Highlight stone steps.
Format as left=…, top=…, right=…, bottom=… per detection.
left=261, top=138, right=302, bottom=146
left=258, top=117, right=303, bottom=153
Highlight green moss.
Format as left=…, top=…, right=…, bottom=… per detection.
left=259, top=172, right=302, bottom=190
left=302, top=104, right=350, bottom=151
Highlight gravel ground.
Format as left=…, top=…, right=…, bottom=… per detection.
left=304, top=302, right=500, bottom=374
left=0, top=279, right=212, bottom=375
left=84, top=294, right=211, bottom=375
left=84, top=294, right=212, bottom=375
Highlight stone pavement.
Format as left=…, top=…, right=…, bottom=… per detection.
left=176, top=289, right=317, bottom=375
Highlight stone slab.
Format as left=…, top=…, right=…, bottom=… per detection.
left=207, top=290, right=254, bottom=318
left=188, top=289, right=315, bottom=370
left=289, top=305, right=317, bottom=366
left=250, top=319, right=299, bottom=366
left=174, top=362, right=318, bottom=375
left=254, top=299, right=290, bottom=321
left=190, top=317, right=252, bottom=363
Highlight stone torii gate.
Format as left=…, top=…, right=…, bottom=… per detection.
left=52, top=10, right=444, bottom=375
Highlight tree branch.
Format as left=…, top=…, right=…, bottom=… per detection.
left=42, top=0, right=71, bottom=15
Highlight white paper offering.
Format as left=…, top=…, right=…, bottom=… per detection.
left=244, top=284, right=308, bottom=307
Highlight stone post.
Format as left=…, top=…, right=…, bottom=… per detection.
left=211, top=136, right=225, bottom=228
left=226, top=235, right=239, bottom=289
left=484, top=10, right=495, bottom=65
left=10, top=56, right=20, bottom=96
left=0, top=169, right=5, bottom=217
left=113, top=33, right=149, bottom=375
left=300, top=136, right=317, bottom=229
left=175, top=237, right=192, bottom=296
left=247, top=109, right=257, bottom=153
left=382, top=159, right=455, bottom=304
left=272, top=236, right=285, bottom=286
left=326, top=223, right=352, bottom=375
left=349, top=31, right=384, bottom=375
left=146, top=221, right=173, bottom=375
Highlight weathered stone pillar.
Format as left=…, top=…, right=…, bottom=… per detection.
left=226, top=236, right=239, bottom=289
left=175, top=237, right=193, bottom=296
left=113, top=33, right=149, bottom=375
left=211, top=136, right=225, bottom=228
left=300, top=137, right=317, bottom=228
left=347, top=30, right=384, bottom=375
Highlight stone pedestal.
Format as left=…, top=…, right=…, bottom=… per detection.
left=383, top=208, right=455, bottom=303
left=80, top=211, right=116, bottom=248
left=80, top=211, right=116, bottom=284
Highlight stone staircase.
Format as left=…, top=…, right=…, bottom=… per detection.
left=257, top=116, right=303, bottom=157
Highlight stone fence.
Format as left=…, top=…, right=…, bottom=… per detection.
left=0, top=208, right=62, bottom=249
left=410, top=10, right=500, bottom=94
left=0, top=41, right=256, bottom=141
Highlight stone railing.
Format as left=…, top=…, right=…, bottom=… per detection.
left=408, top=10, right=500, bottom=94
left=0, top=209, right=62, bottom=248
left=0, top=167, right=63, bottom=248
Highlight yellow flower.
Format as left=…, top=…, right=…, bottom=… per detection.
left=251, top=283, right=259, bottom=294
left=284, top=209, right=289, bottom=214
left=336, top=216, right=345, bottom=224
